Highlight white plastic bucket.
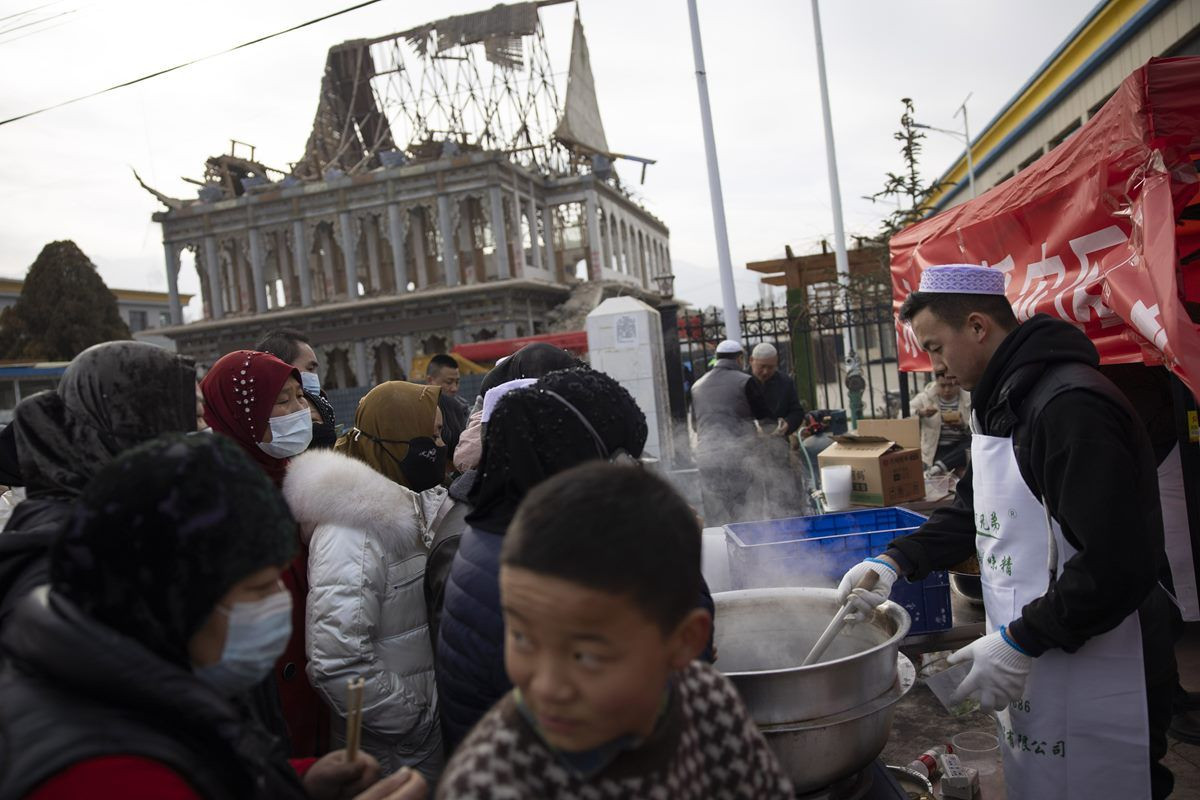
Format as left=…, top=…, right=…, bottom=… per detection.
left=820, top=464, right=852, bottom=511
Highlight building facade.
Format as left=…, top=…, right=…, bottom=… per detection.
left=930, top=0, right=1200, bottom=211
left=147, top=3, right=673, bottom=386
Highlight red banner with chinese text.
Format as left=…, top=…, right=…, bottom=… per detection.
left=890, top=57, right=1200, bottom=398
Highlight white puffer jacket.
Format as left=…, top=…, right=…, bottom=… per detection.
left=283, top=449, right=450, bottom=780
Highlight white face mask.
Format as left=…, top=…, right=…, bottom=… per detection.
left=195, top=589, right=293, bottom=697
left=258, top=407, right=313, bottom=458
left=300, top=371, right=321, bottom=395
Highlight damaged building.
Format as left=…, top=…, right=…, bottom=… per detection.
left=146, top=0, right=672, bottom=386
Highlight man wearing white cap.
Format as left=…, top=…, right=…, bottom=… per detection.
left=837, top=264, right=1175, bottom=799
left=689, top=339, right=774, bottom=526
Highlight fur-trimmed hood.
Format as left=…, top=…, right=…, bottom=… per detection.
left=282, top=449, right=447, bottom=546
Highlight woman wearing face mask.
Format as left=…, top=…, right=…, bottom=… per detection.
left=201, top=350, right=327, bottom=758
left=0, top=341, right=197, bottom=630
left=283, top=382, right=449, bottom=783
left=0, top=434, right=427, bottom=800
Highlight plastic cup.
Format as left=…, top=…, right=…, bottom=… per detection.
left=953, top=730, right=1005, bottom=798
left=922, top=658, right=978, bottom=716
left=820, top=465, right=852, bottom=511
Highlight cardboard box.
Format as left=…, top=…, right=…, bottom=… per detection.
left=817, top=434, right=925, bottom=507
left=856, top=418, right=921, bottom=451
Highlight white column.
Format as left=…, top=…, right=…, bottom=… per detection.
left=387, top=203, right=409, bottom=292
left=365, top=216, right=382, bottom=293
left=354, top=340, right=370, bottom=388
left=599, top=203, right=613, bottom=274
left=527, top=195, right=541, bottom=273
left=319, top=226, right=337, bottom=299
left=248, top=228, right=268, bottom=313
left=489, top=185, right=510, bottom=281
left=292, top=220, right=313, bottom=307
left=412, top=210, right=429, bottom=288
left=338, top=211, right=359, bottom=299
left=585, top=191, right=602, bottom=281
left=541, top=204, right=556, bottom=277
left=437, top=194, right=459, bottom=287
left=202, top=236, right=223, bottom=319
left=401, top=335, right=415, bottom=380
left=163, top=242, right=183, bottom=325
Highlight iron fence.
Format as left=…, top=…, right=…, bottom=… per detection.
left=676, top=283, right=923, bottom=421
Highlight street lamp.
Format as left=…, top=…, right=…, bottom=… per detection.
left=653, top=272, right=676, bottom=300
left=914, top=93, right=976, bottom=199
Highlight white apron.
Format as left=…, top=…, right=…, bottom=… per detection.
left=1159, top=443, right=1199, bottom=621
left=970, top=423, right=1151, bottom=799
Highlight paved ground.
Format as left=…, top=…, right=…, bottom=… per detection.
left=880, top=623, right=1200, bottom=798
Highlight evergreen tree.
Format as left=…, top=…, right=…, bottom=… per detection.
left=0, top=240, right=130, bottom=360
left=870, top=98, right=946, bottom=242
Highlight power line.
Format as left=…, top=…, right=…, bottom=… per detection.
left=0, top=7, right=72, bottom=36
left=0, top=2, right=59, bottom=24
left=0, top=0, right=385, bottom=128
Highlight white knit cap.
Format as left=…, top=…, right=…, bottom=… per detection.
left=482, top=378, right=538, bottom=422
left=751, top=342, right=777, bottom=360
left=917, top=264, right=1006, bottom=295
left=715, top=340, right=744, bottom=355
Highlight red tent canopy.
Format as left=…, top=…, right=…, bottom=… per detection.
left=451, top=330, right=589, bottom=363
left=891, top=56, right=1200, bottom=397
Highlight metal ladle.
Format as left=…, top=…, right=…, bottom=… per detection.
left=801, top=570, right=880, bottom=666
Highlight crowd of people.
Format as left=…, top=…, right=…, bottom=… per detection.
left=0, top=333, right=791, bottom=799
left=0, top=261, right=1189, bottom=799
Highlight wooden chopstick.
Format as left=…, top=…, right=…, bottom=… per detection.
left=345, top=677, right=365, bottom=761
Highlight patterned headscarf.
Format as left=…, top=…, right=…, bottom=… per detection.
left=52, top=434, right=298, bottom=666
left=10, top=341, right=197, bottom=499
left=335, top=381, right=440, bottom=489
left=201, top=350, right=300, bottom=486
left=466, top=367, right=647, bottom=535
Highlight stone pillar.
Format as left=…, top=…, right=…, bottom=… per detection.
left=202, top=237, right=223, bottom=319
left=387, top=203, right=409, bottom=292
left=339, top=211, right=359, bottom=299
left=248, top=228, right=268, bottom=312
left=354, top=340, right=370, bottom=388
left=401, top=335, right=415, bottom=380
left=542, top=204, right=556, bottom=276
left=437, top=194, right=459, bottom=287
left=489, top=185, right=510, bottom=281
left=599, top=203, right=613, bottom=274
left=163, top=242, right=183, bottom=325
left=364, top=215, right=382, bottom=293
left=526, top=195, right=541, bottom=273
left=234, top=241, right=251, bottom=313
left=319, top=226, right=337, bottom=299
left=585, top=192, right=602, bottom=281
left=291, top=221, right=313, bottom=307
left=412, top=210, right=429, bottom=288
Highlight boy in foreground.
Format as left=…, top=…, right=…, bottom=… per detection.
left=437, top=462, right=792, bottom=799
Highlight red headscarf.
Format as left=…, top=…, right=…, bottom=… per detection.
left=201, top=350, right=300, bottom=486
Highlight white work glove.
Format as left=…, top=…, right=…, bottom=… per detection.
left=836, top=557, right=898, bottom=616
left=948, top=627, right=1034, bottom=712
left=772, top=418, right=789, bottom=437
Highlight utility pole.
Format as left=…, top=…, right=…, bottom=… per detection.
left=809, top=0, right=853, bottom=358
left=954, top=92, right=976, bottom=199
left=685, top=0, right=741, bottom=342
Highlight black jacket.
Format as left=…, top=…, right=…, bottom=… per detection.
left=757, top=371, right=806, bottom=435
left=0, top=589, right=306, bottom=800
left=0, top=497, right=71, bottom=628
left=886, top=315, right=1167, bottom=656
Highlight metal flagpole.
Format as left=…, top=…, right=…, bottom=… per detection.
left=685, top=0, right=741, bottom=342
left=809, top=0, right=854, bottom=358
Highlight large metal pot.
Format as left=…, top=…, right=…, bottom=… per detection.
left=760, top=654, right=915, bottom=793
left=714, top=587, right=910, bottom=724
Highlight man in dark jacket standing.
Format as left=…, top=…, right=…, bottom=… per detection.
left=749, top=343, right=806, bottom=436
left=689, top=340, right=774, bottom=526
left=837, top=265, right=1175, bottom=799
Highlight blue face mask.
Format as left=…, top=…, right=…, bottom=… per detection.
left=300, top=371, right=321, bottom=395
left=195, top=588, right=292, bottom=697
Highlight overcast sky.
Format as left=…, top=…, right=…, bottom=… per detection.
left=0, top=0, right=1099, bottom=316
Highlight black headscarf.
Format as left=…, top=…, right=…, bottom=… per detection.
left=51, top=434, right=298, bottom=667
left=465, top=367, right=648, bottom=535
left=11, top=341, right=196, bottom=499
left=477, top=343, right=581, bottom=399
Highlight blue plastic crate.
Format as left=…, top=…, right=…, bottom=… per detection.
left=724, top=508, right=951, bottom=634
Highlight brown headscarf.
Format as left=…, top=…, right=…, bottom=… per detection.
left=335, top=381, right=440, bottom=489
